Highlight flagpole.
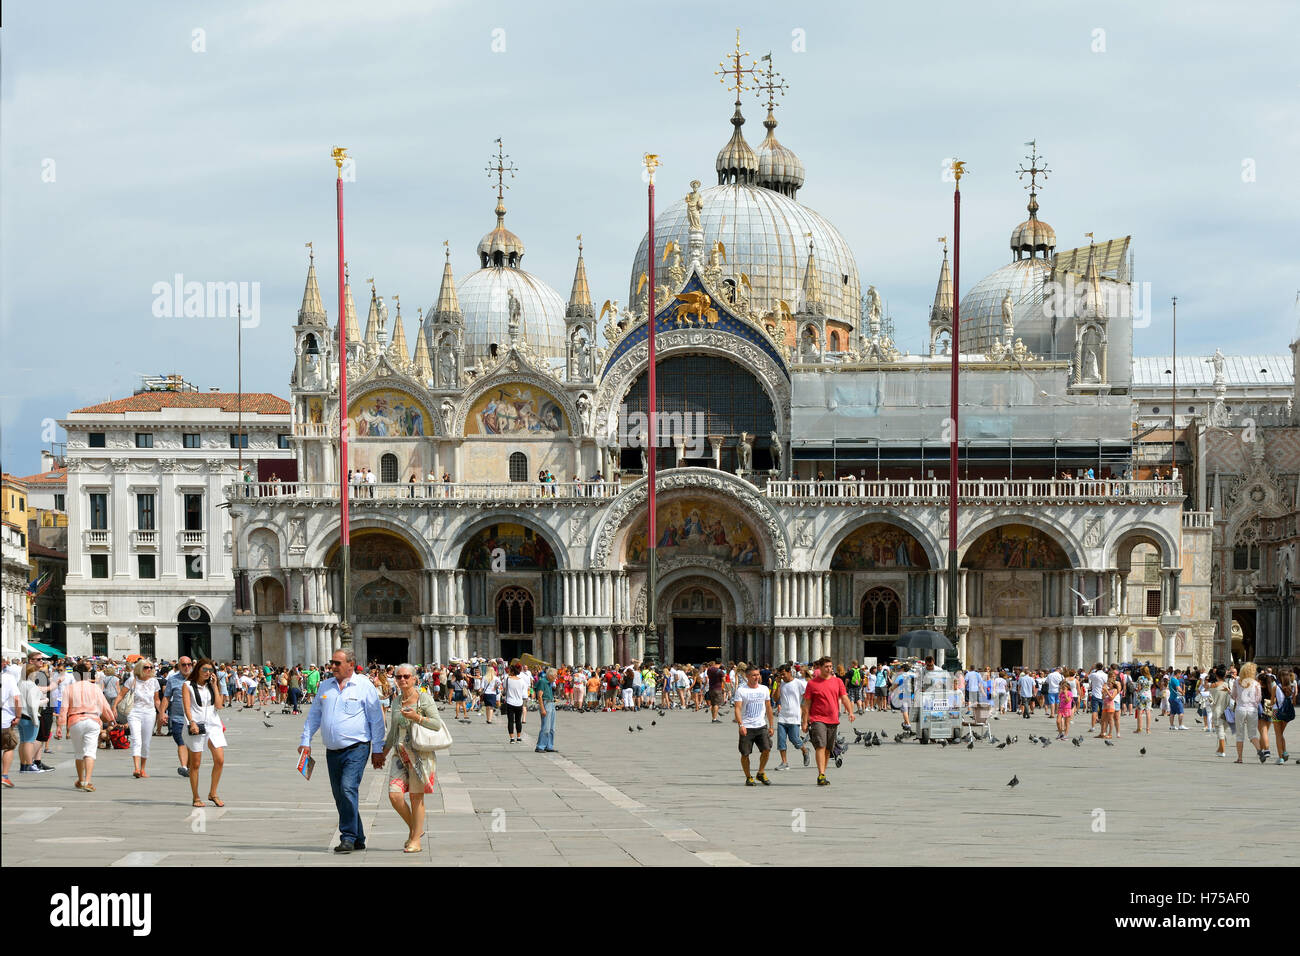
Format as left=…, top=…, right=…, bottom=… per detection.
left=947, top=160, right=965, bottom=654
left=333, top=147, right=353, bottom=650
left=644, top=153, right=661, bottom=668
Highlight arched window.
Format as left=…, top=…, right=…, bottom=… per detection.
left=1233, top=515, right=1262, bottom=571
left=303, top=334, right=319, bottom=355
left=380, top=453, right=399, bottom=483
left=829, top=331, right=841, bottom=351
left=496, top=586, right=535, bottom=634
left=508, top=452, right=528, bottom=482
left=861, top=587, right=900, bottom=637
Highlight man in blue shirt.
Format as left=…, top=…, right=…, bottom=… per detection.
left=299, top=647, right=385, bottom=853
left=164, top=657, right=194, bottom=777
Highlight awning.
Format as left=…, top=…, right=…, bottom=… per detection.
left=24, top=641, right=66, bottom=657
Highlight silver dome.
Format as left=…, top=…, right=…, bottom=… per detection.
left=428, top=267, right=567, bottom=366
left=958, top=258, right=1062, bottom=358
left=630, top=184, right=860, bottom=326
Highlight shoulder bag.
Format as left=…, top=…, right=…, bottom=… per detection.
left=408, top=696, right=453, bottom=752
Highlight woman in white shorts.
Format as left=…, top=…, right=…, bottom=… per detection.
left=182, top=658, right=228, bottom=807
left=1230, top=662, right=1263, bottom=764
left=59, top=662, right=115, bottom=792
left=115, top=659, right=161, bottom=777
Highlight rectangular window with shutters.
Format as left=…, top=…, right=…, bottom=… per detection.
left=54, top=494, right=65, bottom=511
left=140, top=632, right=155, bottom=658
left=89, top=493, right=108, bottom=530
left=91, top=633, right=108, bottom=657
left=137, top=493, right=155, bottom=530
left=1145, top=589, right=1162, bottom=618
left=138, top=555, right=156, bottom=579
left=184, top=493, right=203, bottom=531
left=91, top=554, right=108, bottom=579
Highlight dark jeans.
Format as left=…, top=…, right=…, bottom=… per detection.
left=288, top=687, right=302, bottom=711
left=504, top=703, right=523, bottom=736
left=325, top=743, right=368, bottom=845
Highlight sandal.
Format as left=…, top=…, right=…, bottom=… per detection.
left=82, top=783, right=95, bottom=792
left=208, top=795, right=224, bottom=807
left=132, top=772, right=142, bottom=779
left=403, top=842, right=421, bottom=853
left=74, top=781, right=86, bottom=790
left=192, top=797, right=204, bottom=807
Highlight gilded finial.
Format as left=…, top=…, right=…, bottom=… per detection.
left=951, top=159, right=968, bottom=185
left=366, top=276, right=376, bottom=296
left=1085, top=231, right=1095, bottom=240
left=442, top=239, right=450, bottom=261
left=643, top=153, right=661, bottom=184
left=716, top=29, right=760, bottom=101
left=305, top=240, right=313, bottom=263
left=576, top=233, right=583, bottom=252
left=938, top=236, right=948, bottom=254
left=331, top=147, right=348, bottom=178
left=343, top=260, right=349, bottom=281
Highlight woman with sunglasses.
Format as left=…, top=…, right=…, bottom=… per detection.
left=381, top=663, right=443, bottom=852
left=114, top=659, right=162, bottom=777
left=182, top=658, right=227, bottom=807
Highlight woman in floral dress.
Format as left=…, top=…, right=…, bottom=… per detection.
left=381, top=663, right=444, bottom=853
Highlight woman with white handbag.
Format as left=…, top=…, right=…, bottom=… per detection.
left=381, top=663, right=450, bottom=853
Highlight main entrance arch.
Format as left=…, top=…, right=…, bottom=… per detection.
left=327, top=528, right=424, bottom=666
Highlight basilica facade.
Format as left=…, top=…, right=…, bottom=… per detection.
left=227, top=70, right=1212, bottom=672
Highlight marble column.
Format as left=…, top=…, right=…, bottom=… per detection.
left=563, top=627, right=574, bottom=666
left=1119, top=627, right=1131, bottom=663
left=1071, top=627, right=1084, bottom=670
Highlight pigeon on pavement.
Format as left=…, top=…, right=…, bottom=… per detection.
left=262, top=720, right=274, bottom=728
left=1007, top=775, right=1019, bottom=787
left=1139, top=747, right=1146, bottom=755
left=1104, top=739, right=1115, bottom=747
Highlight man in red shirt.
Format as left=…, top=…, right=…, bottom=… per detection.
left=801, top=656, right=853, bottom=786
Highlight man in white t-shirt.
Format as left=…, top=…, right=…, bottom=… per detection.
left=773, top=664, right=810, bottom=769
left=1087, top=664, right=1107, bottom=730
left=734, top=665, right=775, bottom=786
left=1045, top=667, right=1064, bottom=716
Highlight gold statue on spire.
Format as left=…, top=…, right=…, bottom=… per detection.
left=305, top=241, right=313, bottom=262
left=331, top=147, right=347, bottom=177
left=951, top=159, right=968, bottom=184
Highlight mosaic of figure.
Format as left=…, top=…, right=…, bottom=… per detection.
left=962, top=524, right=1068, bottom=570
left=350, top=389, right=426, bottom=437
left=467, top=385, right=565, bottom=435
left=831, top=522, right=927, bottom=571
left=459, top=522, right=557, bottom=571
left=624, top=498, right=760, bottom=567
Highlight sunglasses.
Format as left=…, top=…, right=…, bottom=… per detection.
left=329, top=661, right=346, bottom=667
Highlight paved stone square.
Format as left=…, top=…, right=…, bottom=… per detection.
left=3, top=701, right=1297, bottom=867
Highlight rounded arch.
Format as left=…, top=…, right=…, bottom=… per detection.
left=440, top=511, right=568, bottom=572
left=251, top=575, right=285, bottom=616
left=591, top=469, right=788, bottom=570
left=860, top=585, right=901, bottom=637
left=177, top=602, right=212, bottom=624
left=593, top=334, right=791, bottom=452
left=347, top=380, right=438, bottom=437
left=307, top=515, right=436, bottom=570
left=815, top=512, right=941, bottom=571
left=958, top=513, right=1081, bottom=569
left=630, top=558, right=754, bottom=628
left=1107, top=523, right=1180, bottom=571
left=244, top=527, right=281, bottom=571
left=322, top=523, right=430, bottom=572
left=494, top=584, right=536, bottom=635
left=456, top=370, right=578, bottom=438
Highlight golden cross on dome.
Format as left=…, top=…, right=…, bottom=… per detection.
left=1017, top=140, right=1050, bottom=193
left=756, top=52, right=788, bottom=112
left=485, top=137, right=517, bottom=203
left=715, top=29, right=761, bottom=101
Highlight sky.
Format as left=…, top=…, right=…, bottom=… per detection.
left=3, top=0, right=1298, bottom=476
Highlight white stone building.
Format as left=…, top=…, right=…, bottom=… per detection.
left=60, top=387, right=292, bottom=660
left=1, top=521, right=31, bottom=658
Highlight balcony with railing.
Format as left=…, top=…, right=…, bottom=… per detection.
left=226, top=480, right=621, bottom=503
left=179, top=530, right=206, bottom=549
left=1182, top=510, right=1214, bottom=529
left=130, top=529, right=158, bottom=549
left=763, top=478, right=1184, bottom=504
left=292, top=421, right=338, bottom=438
left=83, top=529, right=111, bottom=549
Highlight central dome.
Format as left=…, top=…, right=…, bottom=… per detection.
left=630, top=183, right=860, bottom=326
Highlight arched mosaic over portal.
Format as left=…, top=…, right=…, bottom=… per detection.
left=459, top=522, right=556, bottom=571
left=831, top=522, right=928, bottom=571
left=624, top=496, right=761, bottom=567
left=962, top=524, right=1069, bottom=570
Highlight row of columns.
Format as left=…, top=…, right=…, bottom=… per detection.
left=960, top=623, right=1180, bottom=670
left=772, top=571, right=830, bottom=618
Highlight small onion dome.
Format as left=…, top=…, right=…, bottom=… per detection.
left=477, top=199, right=526, bottom=268
left=716, top=102, right=759, bottom=186
left=755, top=110, right=805, bottom=199
left=1010, top=194, right=1056, bottom=259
